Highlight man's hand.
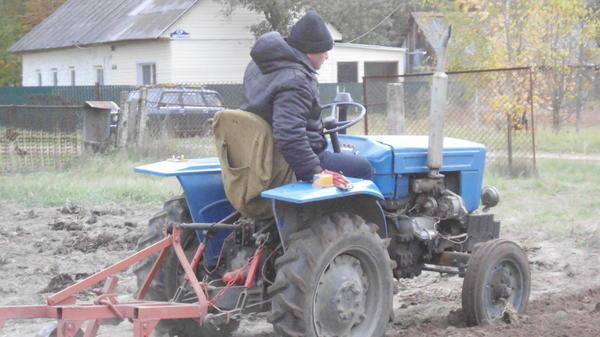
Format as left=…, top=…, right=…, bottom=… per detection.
left=312, top=170, right=353, bottom=190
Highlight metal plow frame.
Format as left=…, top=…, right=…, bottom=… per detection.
left=0, top=226, right=209, bottom=337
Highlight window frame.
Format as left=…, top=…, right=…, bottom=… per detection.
left=36, top=69, right=42, bottom=86
left=94, top=66, right=104, bottom=85
left=337, top=61, right=359, bottom=83
left=52, top=68, right=58, bottom=86
left=70, top=67, right=76, bottom=86
left=137, top=63, right=157, bottom=85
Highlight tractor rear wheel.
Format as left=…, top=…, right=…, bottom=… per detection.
left=461, top=239, right=531, bottom=326
left=134, top=196, right=191, bottom=303
left=162, top=223, right=239, bottom=337
left=134, top=196, right=238, bottom=337
left=268, top=212, right=393, bottom=337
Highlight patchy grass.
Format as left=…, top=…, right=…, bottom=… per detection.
left=2, top=148, right=598, bottom=245
left=0, top=152, right=182, bottom=207
left=486, top=158, right=600, bottom=238
left=534, top=126, right=600, bottom=154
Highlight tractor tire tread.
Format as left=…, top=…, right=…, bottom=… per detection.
left=462, top=239, right=530, bottom=326
left=269, top=212, right=392, bottom=337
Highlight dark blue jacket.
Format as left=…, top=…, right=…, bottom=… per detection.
left=240, top=32, right=326, bottom=181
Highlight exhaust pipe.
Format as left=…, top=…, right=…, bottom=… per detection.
left=427, top=26, right=452, bottom=178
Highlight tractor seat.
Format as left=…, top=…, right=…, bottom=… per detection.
left=213, top=110, right=295, bottom=219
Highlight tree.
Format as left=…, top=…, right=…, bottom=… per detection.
left=428, top=0, right=600, bottom=131
left=219, top=0, right=430, bottom=46
left=0, top=0, right=25, bottom=86
left=517, top=0, right=598, bottom=131
left=219, top=0, right=305, bottom=37
left=0, top=0, right=67, bottom=86
left=21, top=0, right=66, bottom=34
left=307, top=0, right=425, bottom=46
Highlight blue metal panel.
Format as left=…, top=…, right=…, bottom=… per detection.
left=329, top=134, right=395, bottom=198
left=135, top=158, right=233, bottom=265
left=262, top=178, right=384, bottom=203
left=369, top=135, right=486, bottom=212
left=395, top=175, right=410, bottom=199
left=134, top=157, right=221, bottom=177
left=460, top=171, right=483, bottom=211
left=177, top=174, right=235, bottom=266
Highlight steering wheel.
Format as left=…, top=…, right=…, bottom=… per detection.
left=320, top=102, right=366, bottom=134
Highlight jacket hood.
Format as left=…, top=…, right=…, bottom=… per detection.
left=250, top=32, right=316, bottom=74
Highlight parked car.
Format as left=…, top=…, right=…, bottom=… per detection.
left=130, top=87, right=226, bottom=137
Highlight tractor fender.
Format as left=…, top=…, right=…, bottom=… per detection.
left=261, top=178, right=384, bottom=204
left=135, top=158, right=235, bottom=265
left=262, top=180, right=388, bottom=248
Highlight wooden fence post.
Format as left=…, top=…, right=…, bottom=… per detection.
left=386, top=83, right=405, bottom=135
left=117, top=91, right=129, bottom=148
left=137, top=87, right=148, bottom=146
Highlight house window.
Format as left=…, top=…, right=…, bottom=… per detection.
left=36, top=70, right=42, bottom=86
left=337, top=62, right=358, bottom=83
left=95, top=66, right=104, bottom=85
left=70, top=67, right=76, bottom=86
left=137, top=63, right=156, bottom=85
left=364, top=62, right=399, bottom=78
left=52, top=68, right=58, bottom=86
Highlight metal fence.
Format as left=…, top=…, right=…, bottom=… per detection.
left=1, top=105, right=84, bottom=173
left=363, top=67, right=537, bottom=176
left=1, top=66, right=597, bottom=174
left=111, top=83, right=364, bottom=163
left=532, top=65, right=600, bottom=130
left=0, top=83, right=363, bottom=173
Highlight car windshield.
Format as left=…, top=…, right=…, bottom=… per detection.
left=203, top=93, right=223, bottom=107
left=130, top=88, right=223, bottom=107
left=146, top=88, right=161, bottom=104
left=160, top=92, right=181, bottom=105
left=181, top=92, right=206, bottom=106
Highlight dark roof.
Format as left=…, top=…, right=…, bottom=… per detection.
left=9, top=0, right=199, bottom=53
left=411, top=12, right=449, bottom=51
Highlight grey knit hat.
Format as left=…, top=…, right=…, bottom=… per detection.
left=286, top=11, right=333, bottom=53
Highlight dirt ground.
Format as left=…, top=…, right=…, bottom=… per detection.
left=0, top=201, right=599, bottom=337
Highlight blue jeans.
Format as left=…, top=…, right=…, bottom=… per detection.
left=318, top=151, right=373, bottom=180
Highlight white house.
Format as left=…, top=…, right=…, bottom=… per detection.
left=10, top=0, right=405, bottom=86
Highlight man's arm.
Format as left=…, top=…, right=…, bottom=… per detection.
left=272, top=76, right=322, bottom=181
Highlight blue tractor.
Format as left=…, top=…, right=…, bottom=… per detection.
left=132, top=30, right=530, bottom=337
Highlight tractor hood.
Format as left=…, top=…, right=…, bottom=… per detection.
left=369, top=135, right=486, bottom=176
left=334, top=134, right=487, bottom=211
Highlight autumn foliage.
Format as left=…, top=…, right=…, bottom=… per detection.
left=0, top=0, right=66, bottom=86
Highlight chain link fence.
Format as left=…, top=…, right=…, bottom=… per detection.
left=363, top=67, right=537, bottom=176
left=1, top=66, right=597, bottom=175
left=532, top=65, right=600, bottom=130
left=0, top=83, right=363, bottom=173
left=113, top=83, right=364, bottom=159
left=0, top=84, right=134, bottom=174
left=0, top=105, right=83, bottom=173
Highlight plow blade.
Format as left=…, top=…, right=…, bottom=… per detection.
left=0, top=226, right=209, bottom=337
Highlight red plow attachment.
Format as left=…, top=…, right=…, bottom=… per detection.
left=0, top=226, right=219, bottom=337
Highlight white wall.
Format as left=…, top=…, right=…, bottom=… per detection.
left=163, top=0, right=262, bottom=83
left=162, top=0, right=261, bottom=40
left=19, top=0, right=405, bottom=86
left=169, top=39, right=254, bottom=83
left=318, top=43, right=406, bottom=83
left=111, top=40, right=172, bottom=85
left=21, top=45, right=112, bottom=86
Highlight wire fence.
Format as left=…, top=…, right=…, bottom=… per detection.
left=1, top=105, right=84, bottom=173
left=363, top=67, right=538, bottom=176
left=532, top=65, right=600, bottom=131
left=1, top=66, right=598, bottom=175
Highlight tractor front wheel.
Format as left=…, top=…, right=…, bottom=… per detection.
left=461, top=239, right=531, bottom=325
left=269, top=212, right=393, bottom=337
